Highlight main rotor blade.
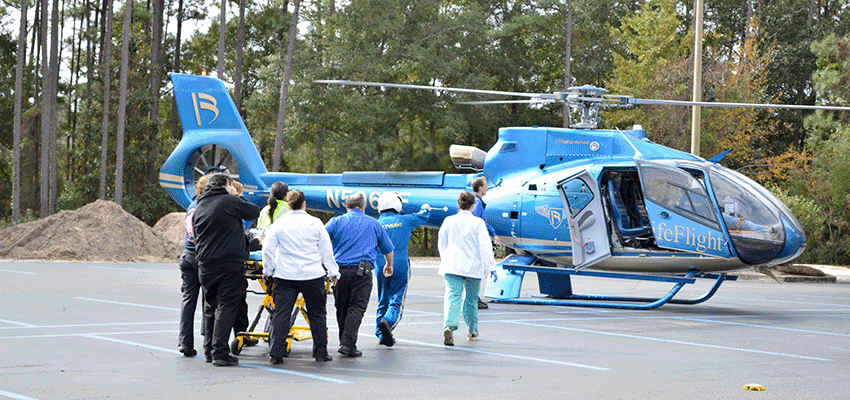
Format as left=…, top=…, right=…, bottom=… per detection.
left=455, top=99, right=549, bottom=105
left=626, top=98, right=850, bottom=111
left=314, top=79, right=546, bottom=99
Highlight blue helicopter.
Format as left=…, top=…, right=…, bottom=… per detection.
left=160, top=73, right=849, bottom=309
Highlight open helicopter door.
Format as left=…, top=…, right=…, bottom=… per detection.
left=635, top=161, right=731, bottom=258
left=557, top=171, right=612, bottom=269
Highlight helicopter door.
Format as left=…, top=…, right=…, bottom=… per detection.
left=557, top=171, right=612, bottom=269
left=636, top=161, right=731, bottom=258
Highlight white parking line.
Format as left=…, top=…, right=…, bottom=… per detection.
left=81, top=334, right=352, bottom=384
left=681, top=317, right=850, bottom=338
left=0, top=319, right=39, bottom=328
left=0, top=389, right=40, bottom=400
left=718, top=295, right=850, bottom=308
left=70, top=265, right=173, bottom=274
left=508, top=320, right=832, bottom=361
left=0, top=321, right=179, bottom=330
left=396, top=338, right=610, bottom=371
left=74, top=297, right=180, bottom=311
left=0, top=330, right=177, bottom=339
left=0, top=269, right=37, bottom=275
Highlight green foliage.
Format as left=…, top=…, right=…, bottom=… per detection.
left=769, top=185, right=826, bottom=263
left=606, top=0, right=693, bottom=150
left=123, top=183, right=182, bottom=225
left=791, top=34, right=850, bottom=265
left=0, top=209, right=36, bottom=231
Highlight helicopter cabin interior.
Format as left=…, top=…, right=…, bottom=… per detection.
left=598, top=163, right=726, bottom=253
left=600, top=169, right=655, bottom=249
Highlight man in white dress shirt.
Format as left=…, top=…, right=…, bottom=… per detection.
left=438, top=191, right=497, bottom=345
left=262, top=190, right=340, bottom=364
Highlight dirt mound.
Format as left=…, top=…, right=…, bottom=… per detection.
left=0, top=200, right=176, bottom=262
left=776, top=264, right=827, bottom=276
left=153, top=212, right=187, bottom=257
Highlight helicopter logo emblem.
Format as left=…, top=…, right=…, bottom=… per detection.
left=191, top=92, right=219, bottom=126
left=535, top=204, right=565, bottom=229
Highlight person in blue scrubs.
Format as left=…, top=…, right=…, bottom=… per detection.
left=374, top=192, right=431, bottom=346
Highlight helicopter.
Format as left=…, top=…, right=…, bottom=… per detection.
left=159, top=72, right=850, bottom=310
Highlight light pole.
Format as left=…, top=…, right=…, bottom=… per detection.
left=691, top=0, right=705, bottom=157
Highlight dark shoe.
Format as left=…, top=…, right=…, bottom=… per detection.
left=179, top=348, right=197, bottom=357
left=378, top=320, right=395, bottom=347
left=315, top=355, right=333, bottom=362
left=338, top=346, right=362, bottom=357
left=478, top=297, right=489, bottom=309
left=443, top=327, right=454, bottom=346
left=243, top=338, right=259, bottom=347
left=270, top=356, right=283, bottom=365
left=212, top=355, right=239, bottom=367
left=204, top=352, right=212, bottom=363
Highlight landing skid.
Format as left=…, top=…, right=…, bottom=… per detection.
left=485, top=255, right=736, bottom=310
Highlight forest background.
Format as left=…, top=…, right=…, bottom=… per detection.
left=1, top=0, right=849, bottom=263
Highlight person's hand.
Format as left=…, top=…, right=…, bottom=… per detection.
left=421, top=203, right=431, bottom=211
left=490, top=270, right=498, bottom=282
left=493, top=236, right=501, bottom=245
left=383, top=265, right=393, bottom=277
left=330, top=276, right=338, bottom=286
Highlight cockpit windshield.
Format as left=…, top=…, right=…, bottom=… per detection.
left=708, top=165, right=785, bottom=264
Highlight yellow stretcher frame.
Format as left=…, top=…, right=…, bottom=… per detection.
left=231, top=260, right=332, bottom=356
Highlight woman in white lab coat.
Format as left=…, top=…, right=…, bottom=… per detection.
left=438, top=191, right=497, bottom=345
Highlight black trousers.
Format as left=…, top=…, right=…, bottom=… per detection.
left=199, top=262, right=245, bottom=360
left=334, top=265, right=373, bottom=350
left=269, top=276, right=329, bottom=359
left=234, top=277, right=249, bottom=336
left=178, top=249, right=204, bottom=350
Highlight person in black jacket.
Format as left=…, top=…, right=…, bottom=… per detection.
left=193, top=173, right=260, bottom=366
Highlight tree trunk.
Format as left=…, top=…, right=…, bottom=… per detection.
left=218, top=0, right=226, bottom=78
left=85, top=0, right=94, bottom=109
left=170, top=0, right=184, bottom=139
left=13, top=0, right=28, bottom=223
left=48, top=0, right=60, bottom=214
left=150, top=0, right=164, bottom=184
left=99, top=0, right=114, bottom=200
left=234, top=0, right=245, bottom=114
left=115, top=0, right=133, bottom=206
left=69, top=0, right=84, bottom=183
left=39, top=0, right=49, bottom=218
left=273, top=0, right=301, bottom=172
left=315, top=126, right=324, bottom=173
left=32, top=0, right=41, bottom=103
left=562, top=0, right=573, bottom=128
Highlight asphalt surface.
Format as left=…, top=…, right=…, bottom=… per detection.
left=1, top=259, right=849, bottom=399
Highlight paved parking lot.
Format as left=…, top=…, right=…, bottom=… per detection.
left=1, top=260, right=848, bottom=399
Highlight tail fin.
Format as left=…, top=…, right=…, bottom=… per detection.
left=160, top=73, right=268, bottom=209
left=171, top=73, right=248, bottom=133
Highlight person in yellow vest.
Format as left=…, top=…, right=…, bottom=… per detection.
left=257, top=182, right=290, bottom=230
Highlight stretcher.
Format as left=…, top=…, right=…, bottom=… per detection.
left=230, top=257, right=332, bottom=356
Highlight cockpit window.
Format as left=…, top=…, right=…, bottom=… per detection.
left=639, top=163, right=719, bottom=230
left=709, top=166, right=785, bottom=264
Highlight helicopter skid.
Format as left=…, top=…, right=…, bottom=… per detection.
left=487, top=258, right=736, bottom=310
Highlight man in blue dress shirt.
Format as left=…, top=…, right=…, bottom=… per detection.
left=326, top=193, right=394, bottom=357
left=471, top=176, right=499, bottom=310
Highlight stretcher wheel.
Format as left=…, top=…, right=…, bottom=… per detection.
left=230, top=338, right=243, bottom=355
